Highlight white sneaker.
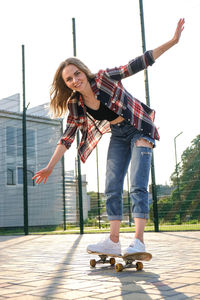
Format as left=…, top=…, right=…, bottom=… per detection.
left=124, top=238, right=146, bottom=256
left=87, top=237, right=121, bottom=256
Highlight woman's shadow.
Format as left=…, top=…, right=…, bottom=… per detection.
left=87, top=258, right=188, bottom=299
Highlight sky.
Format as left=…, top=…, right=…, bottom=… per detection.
left=0, top=0, right=200, bottom=192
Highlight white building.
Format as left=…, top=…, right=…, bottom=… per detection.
left=0, top=94, right=89, bottom=228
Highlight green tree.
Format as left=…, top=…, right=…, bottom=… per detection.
left=170, top=135, right=200, bottom=222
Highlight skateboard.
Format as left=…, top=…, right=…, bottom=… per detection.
left=88, top=250, right=152, bottom=272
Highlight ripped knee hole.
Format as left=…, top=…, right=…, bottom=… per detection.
left=135, top=138, right=153, bottom=148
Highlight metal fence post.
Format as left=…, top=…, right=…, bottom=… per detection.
left=139, top=0, right=159, bottom=232
left=61, top=120, right=66, bottom=230
left=126, top=172, right=132, bottom=227
left=22, top=45, right=29, bottom=235
left=72, top=18, right=84, bottom=234
left=96, top=146, right=101, bottom=229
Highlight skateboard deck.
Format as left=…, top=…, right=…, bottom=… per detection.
left=87, top=250, right=152, bottom=272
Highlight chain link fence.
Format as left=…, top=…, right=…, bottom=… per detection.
left=0, top=94, right=200, bottom=234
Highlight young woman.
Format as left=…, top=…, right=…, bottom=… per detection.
left=33, top=19, right=184, bottom=255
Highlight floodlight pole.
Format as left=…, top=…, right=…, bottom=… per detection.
left=174, top=131, right=183, bottom=223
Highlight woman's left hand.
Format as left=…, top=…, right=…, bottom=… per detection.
left=172, top=18, right=185, bottom=44
left=152, top=18, right=185, bottom=60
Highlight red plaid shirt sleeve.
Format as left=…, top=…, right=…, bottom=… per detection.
left=105, top=51, right=155, bottom=80
left=57, top=114, right=78, bottom=149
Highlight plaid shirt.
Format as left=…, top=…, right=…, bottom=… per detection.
left=59, top=50, right=160, bottom=163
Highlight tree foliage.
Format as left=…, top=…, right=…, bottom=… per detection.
left=168, top=134, right=200, bottom=222
left=152, top=135, right=200, bottom=224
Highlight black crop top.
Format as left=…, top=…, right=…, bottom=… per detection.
left=85, top=102, right=118, bottom=121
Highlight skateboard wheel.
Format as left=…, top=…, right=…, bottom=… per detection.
left=90, top=259, right=96, bottom=267
left=115, top=263, right=123, bottom=272
left=109, top=257, right=116, bottom=266
left=136, top=262, right=143, bottom=271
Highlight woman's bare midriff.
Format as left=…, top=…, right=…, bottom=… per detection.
left=110, top=115, right=125, bottom=125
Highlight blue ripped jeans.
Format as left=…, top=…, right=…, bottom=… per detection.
left=105, top=120, right=155, bottom=221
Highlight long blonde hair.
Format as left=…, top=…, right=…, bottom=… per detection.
left=50, top=57, right=95, bottom=118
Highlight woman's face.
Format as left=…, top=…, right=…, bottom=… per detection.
left=62, top=64, right=89, bottom=93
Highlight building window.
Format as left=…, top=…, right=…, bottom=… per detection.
left=17, top=167, right=23, bottom=184
left=16, top=128, right=22, bottom=157
left=17, top=167, right=35, bottom=186
left=27, top=130, right=36, bottom=159
left=6, top=126, right=36, bottom=160
left=6, top=127, right=16, bottom=156
left=16, top=128, right=36, bottom=160
left=7, top=168, right=16, bottom=185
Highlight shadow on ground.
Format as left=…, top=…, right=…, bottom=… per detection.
left=87, top=259, right=189, bottom=299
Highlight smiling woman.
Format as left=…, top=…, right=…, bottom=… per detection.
left=33, top=18, right=184, bottom=258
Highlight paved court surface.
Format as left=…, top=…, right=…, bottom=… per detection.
left=0, top=231, right=200, bottom=299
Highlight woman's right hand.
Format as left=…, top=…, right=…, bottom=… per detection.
left=32, top=166, right=53, bottom=184
left=32, top=144, right=67, bottom=184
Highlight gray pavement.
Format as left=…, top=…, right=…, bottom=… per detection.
left=0, top=231, right=200, bottom=299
